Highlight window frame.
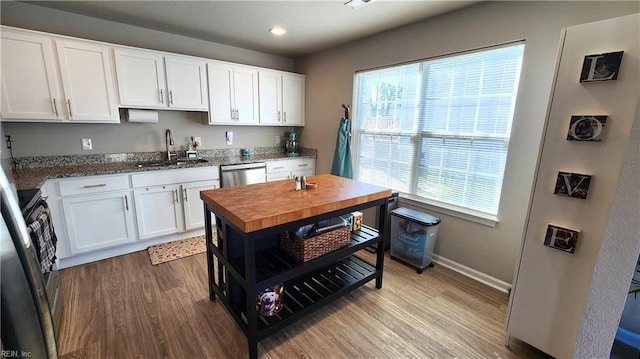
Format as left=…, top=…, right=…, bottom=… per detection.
left=352, top=41, right=525, bottom=226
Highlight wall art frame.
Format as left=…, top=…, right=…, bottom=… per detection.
left=544, top=224, right=580, bottom=254
left=566, top=115, right=608, bottom=141
left=579, top=51, right=624, bottom=82
left=554, top=172, right=592, bottom=199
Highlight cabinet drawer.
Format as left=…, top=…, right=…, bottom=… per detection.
left=131, top=166, right=219, bottom=188
left=59, top=174, right=130, bottom=196
left=266, top=158, right=315, bottom=173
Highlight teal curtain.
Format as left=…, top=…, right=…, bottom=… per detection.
left=331, top=118, right=353, bottom=179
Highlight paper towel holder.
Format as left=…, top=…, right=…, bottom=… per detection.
left=126, top=109, right=159, bottom=123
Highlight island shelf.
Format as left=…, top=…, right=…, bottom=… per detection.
left=200, top=174, right=392, bottom=359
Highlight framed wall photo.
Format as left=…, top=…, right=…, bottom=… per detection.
left=579, top=51, right=624, bottom=82
left=544, top=224, right=580, bottom=254
left=566, top=115, right=608, bottom=141
left=554, top=172, right=592, bottom=199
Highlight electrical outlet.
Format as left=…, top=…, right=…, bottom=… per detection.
left=275, top=135, right=281, bottom=145
left=81, top=138, right=93, bottom=150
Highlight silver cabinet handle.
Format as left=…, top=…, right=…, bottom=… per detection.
left=273, top=166, right=285, bottom=170
left=183, top=188, right=188, bottom=202
left=298, top=164, right=309, bottom=167
left=159, top=89, right=164, bottom=104
left=169, top=90, right=174, bottom=105
left=173, top=189, right=179, bottom=203
left=283, top=112, right=287, bottom=123
left=67, top=99, right=72, bottom=117
left=236, top=108, right=239, bottom=120
left=123, top=195, right=129, bottom=211
left=52, top=98, right=59, bottom=116
left=277, top=111, right=281, bottom=122
left=83, top=184, right=107, bottom=188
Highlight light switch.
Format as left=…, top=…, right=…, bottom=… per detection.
left=226, top=131, right=233, bottom=145
left=275, top=135, right=281, bottom=145
left=81, top=138, right=93, bottom=150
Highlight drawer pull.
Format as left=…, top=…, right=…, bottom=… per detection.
left=83, top=184, right=107, bottom=188
left=272, top=166, right=285, bottom=170
left=174, top=189, right=179, bottom=203
left=297, top=164, right=309, bottom=167
left=183, top=188, right=188, bottom=202
left=169, top=90, right=174, bottom=105
left=67, top=99, right=73, bottom=117
left=123, top=195, right=129, bottom=211
left=159, top=89, right=164, bottom=104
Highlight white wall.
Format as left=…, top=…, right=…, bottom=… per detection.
left=574, top=99, right=640, bottom=357
left=506, top=13, right=639, bottom=358
left=1, top=111, right=297, bottom=157
left=295, top=1, right=640, bottom=283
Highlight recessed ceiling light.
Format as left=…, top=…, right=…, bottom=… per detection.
left=345, top=0, right=375, bottom=9
left=269, top=27, right=287, bottom=36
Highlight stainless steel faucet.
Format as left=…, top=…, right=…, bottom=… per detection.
left=165, top=129, right=177, bottom=162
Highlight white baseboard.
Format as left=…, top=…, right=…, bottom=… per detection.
left=432, top=254, right=512, bottom=294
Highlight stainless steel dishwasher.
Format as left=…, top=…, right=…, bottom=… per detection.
left=220, top=162, right=267, bottom=187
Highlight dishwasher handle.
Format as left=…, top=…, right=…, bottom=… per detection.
left=220, top=162, right=267, bottom=172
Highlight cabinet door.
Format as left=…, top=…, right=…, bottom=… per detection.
left=62, top=190, right=136, bottom=254
left=282, top=74, right=305, bottom=126
left=114, top=48, right=166, bottom=108
left=1, top=31, right=62, bottom=121
left=165, top=56, right=207, bottom=110
left=55, top=40, right=119, bottom=123
left=183, top=180, right=219, bottom=231
left=258, top=70, right=282, bottom=125
left=133, top=184, right=184, bottom=239
left=207, top=63, right=235, bottom=124
left=233, top=66, right=259, bottom=124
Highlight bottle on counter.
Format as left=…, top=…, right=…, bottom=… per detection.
left=295, top=176, right=302, bottom=191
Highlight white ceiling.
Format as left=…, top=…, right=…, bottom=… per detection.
left=23, top=0, right=478, bottom=58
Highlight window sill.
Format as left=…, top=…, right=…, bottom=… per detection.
left=398, top=193, right=499, bottom=227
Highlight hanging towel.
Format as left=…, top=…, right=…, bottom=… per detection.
left=331, top=118, right=353, bottom=179
left=28, top=207, right=58, bottom=274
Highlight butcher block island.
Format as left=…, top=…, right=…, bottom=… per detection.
left=200, top=174, right=393, bottom=358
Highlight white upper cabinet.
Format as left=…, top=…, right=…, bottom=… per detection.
left=258, top=70, right=305, bottom=126
left=164, top=56, right=208, bottom=110
left=0, top=30, right=62, bottom=121
left=114, top=48, right=207, bottom=111
left=113, top=49, right=165, bottom=108
left=55, top=40, right=119, bottom=123
left=207, top=62, right=258, bottom=125
left=1, top=30, right=119, bottom=123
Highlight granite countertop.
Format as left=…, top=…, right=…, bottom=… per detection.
left=12, top=148, right=316, bottom=190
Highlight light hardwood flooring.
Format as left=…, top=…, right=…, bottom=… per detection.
left=57, top=249, right=551, bottom=359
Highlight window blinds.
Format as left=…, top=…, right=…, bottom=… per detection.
left=354, top=43, right=524, bottom=216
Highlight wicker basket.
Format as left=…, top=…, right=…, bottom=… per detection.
left=280, top=225, right=351, bottom=262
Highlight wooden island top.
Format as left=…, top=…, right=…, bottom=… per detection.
left=200, top=173, right=392, bottom=233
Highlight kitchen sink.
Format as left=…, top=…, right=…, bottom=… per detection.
left=136, top=158, right=209, bottom=168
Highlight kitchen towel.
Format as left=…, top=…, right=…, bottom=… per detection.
left=330, top=118, right=353, bottom=179
left=28, top=207, right=57, bottom=274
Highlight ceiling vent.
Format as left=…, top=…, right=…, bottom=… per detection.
left=345, top=0, right=376, bottom=9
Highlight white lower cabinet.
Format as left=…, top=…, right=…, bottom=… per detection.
left=266, top=158, right=316, bottom=182
left=61, top=186, right=136, bottom=254
left=131, top=167, right=219, bottom=240
left=133, top=179, right=218, bottom=239
left=133, top=184, right=184, bottom=239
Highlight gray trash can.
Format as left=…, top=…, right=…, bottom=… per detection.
left=390, top=207, right=441, bottom=274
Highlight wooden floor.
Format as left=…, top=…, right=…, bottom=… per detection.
left=56, top=249, right=551, bottom=359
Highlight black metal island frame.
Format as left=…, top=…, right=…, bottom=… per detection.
left=200, top=174, right=393, bottom=359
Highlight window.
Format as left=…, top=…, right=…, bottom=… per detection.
left=353, top=43, right=524, bottom=218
